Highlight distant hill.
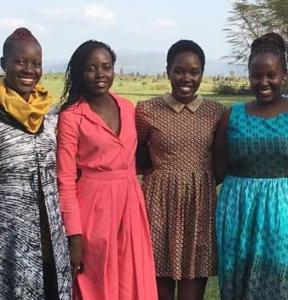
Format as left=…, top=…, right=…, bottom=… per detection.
left=43, top=50, right=246, bottom=76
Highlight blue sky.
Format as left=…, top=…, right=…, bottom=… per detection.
left=0, top=0, right=232, bottom=61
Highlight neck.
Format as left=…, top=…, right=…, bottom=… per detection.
left=84, top=92, right=112, bottom=107
left=256, top=95, right=285, bottom=106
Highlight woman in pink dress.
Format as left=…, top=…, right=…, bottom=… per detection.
left=57, top=40, right=158, bottom=300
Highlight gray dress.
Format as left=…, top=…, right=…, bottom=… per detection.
left=0, top=107, right=71, bottom=300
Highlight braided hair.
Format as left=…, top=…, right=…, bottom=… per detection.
left=249, top=32, right=287, bottom=72
left=60, top=40, right=116, bottom=110
left=3, top=27, right=41, bottom=57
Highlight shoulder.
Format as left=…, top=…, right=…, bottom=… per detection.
left=200, top=98, right=226, bottom=122
left=202, top=97, right=226, bottom=113
left=230, top=102, right=245, bottom=116
left=136, top=96, right=164, bottom=112
left=110, top=91, right=135, bottom=110
left=59, top=101, right=83, bottom=118
left=57, top=101, right=84, bottom=131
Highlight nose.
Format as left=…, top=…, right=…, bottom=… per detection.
left=94, top=67, right=105, bottom=78
left=259, top=76, right=269, bottom=87
left=182, top=72, right=192, bottom=81
left=22, top=63, right=34, bottom=74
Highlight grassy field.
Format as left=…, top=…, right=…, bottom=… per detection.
left=41, top=73, right=250, bottom=300
left=41, top=73, right=252, bottom=107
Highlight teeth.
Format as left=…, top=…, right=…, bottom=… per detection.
left=95, top=82, right=106, bottom=86
left=20, top=78, right=33, bottom=84
left=180, top=86, right=191, bottom=92
left=260, top=89, right=271, bottom=95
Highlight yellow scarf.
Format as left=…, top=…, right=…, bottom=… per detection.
left=0, top=77, right=51, bottom=133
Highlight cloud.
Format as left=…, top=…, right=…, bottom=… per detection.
left=84, top=4, right=115, bottom=23
left=0, top=18, right=26, bottom=29
left=154, top=18, right=177, bottom=29
left=32, top=24, right=49, bottom=34
left=39, top=8, right=78, bottom=19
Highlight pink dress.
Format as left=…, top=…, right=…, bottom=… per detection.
left=57, top=92, right=157, bottom=300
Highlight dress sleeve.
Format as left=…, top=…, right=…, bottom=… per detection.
left=57, top=110, right=82, bottom=236
left=135, top=101, right=152, bottom=170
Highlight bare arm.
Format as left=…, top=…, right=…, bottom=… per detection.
left=135, top=101, right=153, bottom=174
left=213, top=107, right=232, bottom=185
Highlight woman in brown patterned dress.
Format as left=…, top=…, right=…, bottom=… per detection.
left=136, top=40, right=225, bottom=300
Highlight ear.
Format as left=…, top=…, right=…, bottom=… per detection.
left=282, top=69, right=287, bottom=83
left=1, top=57, right=5, bottom=72
left=166, top=65, right=170, bottom=79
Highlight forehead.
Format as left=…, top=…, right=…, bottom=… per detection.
left=250, top=52, right=282, bottom=69
left=6, top=41, right=42, bottom=58
left=172, top=51, right=201, bottom=66
left=86, top=48, right=112, bottom=63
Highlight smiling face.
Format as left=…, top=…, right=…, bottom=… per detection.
left=249, top=52, right=287, bottom=104
left=167, top=51, right=203, bottom=104
left=83, top=48, right=114, bottom=98
left=1, top=41, right=42, bottom=101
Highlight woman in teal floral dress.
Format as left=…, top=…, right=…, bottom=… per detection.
left=214, top=32, right=288, bottom=299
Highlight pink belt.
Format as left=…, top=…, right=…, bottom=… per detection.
left=80, top=168, right=136, bottom=180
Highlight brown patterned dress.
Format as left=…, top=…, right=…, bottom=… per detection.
left=136, top=93, right=225, bottom=280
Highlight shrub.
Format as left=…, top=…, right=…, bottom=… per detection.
left=213, top=81, right=251, bottom=95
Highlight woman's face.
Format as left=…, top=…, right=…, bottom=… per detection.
left=249, top=52, right=287, bottom=104
left=167, top=51, right=203, bottom=104
left=83, top=48, right=114, bottom=97
left=1, top=41, right=42, bottom=101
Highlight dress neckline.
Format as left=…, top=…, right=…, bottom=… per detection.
left=243, top=102, right=288, bottom=120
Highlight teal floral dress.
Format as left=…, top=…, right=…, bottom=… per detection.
left=217, top=103, right=288, bottom=300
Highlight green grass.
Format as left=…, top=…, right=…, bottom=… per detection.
left=41, top=73, right=252, bottom=106
left=204, top=277, right=220, bottom=300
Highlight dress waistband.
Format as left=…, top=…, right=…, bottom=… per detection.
left=80, top=168, right=136, bottom=180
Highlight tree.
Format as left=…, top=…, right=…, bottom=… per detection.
left=225, top=0, right=288, bottom=64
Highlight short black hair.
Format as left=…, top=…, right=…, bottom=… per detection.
left=249, top=32, right=287, bottom=72
left=60, top=40, right=116, bottom=110
left=167, top=39, right=205, bottom=71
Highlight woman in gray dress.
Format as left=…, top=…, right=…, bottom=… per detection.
left=0, top=28, right=71, bottom=300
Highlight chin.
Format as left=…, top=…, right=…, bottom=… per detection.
left=257, top=98, right=275, bottom=104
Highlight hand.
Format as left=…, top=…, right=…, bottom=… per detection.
left=68, top=235, right=84, bottom=280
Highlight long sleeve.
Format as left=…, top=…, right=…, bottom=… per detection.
left=57, top=109, right=82, bottom=236
left=135, top=101, right=152, bottom=170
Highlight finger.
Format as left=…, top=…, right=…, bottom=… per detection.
left=72, top=265, right=79, bottom=281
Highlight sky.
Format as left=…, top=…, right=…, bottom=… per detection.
left=0, top=0, right=233, bottom=62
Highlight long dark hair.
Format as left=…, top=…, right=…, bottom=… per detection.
left=60, top=40, right=116, bottom=111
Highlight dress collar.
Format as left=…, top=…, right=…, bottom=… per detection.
left=163, top=92, right=204, bottom=113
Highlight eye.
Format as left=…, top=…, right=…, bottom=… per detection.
left=16, top=60, right=25, bottom=65
left=250, top=73, right=261, bottom=80
left=174, top=68, right=183, bottom=75
left=86, top=66, right=95, bottom=72
left=33, top=62, right=42, bottom=68
left=103, top=63, right=112, bottom=70
left=267, top=73, right=277, bottom=79
left=190, top=70, right=201, bottom=76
